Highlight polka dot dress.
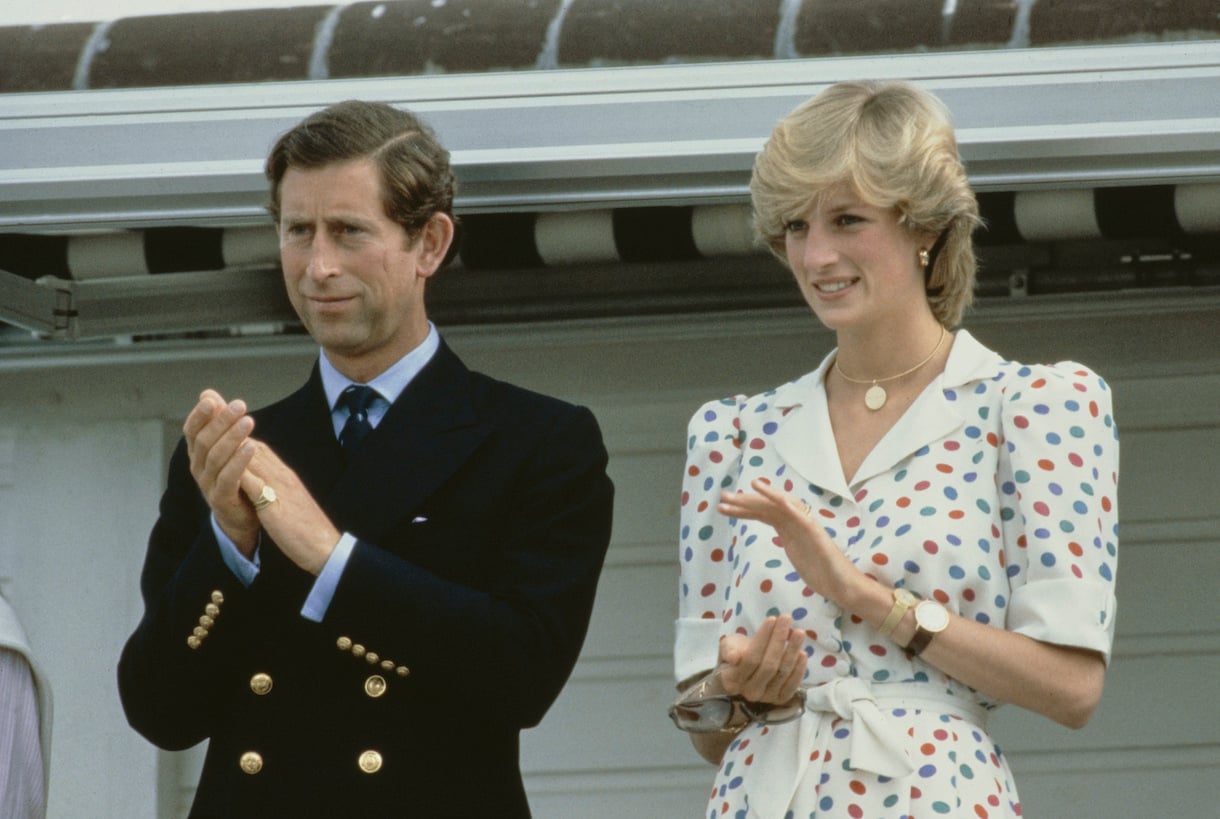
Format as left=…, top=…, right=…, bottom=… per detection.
left=676, top=331, right=1119, bottom=818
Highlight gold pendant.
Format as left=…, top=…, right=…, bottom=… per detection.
left=864, top=384, right=887, bottom=411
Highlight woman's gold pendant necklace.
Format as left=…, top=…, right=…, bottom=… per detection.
left=835, top=326, right=947, bottom=411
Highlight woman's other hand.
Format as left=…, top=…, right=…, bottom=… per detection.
left=718, top=615, right=807, bottom=705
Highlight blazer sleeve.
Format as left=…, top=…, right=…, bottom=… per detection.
left=320, top=402, right=614, bottom=729
left=116, top=439, right=255, bottom=750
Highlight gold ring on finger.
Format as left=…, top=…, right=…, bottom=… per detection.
left=252, top=485, right=278, bottom=512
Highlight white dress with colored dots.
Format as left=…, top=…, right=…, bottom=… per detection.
left=675, top=330, right=1119, bottom=819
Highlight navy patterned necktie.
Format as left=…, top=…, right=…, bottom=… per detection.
left=337, top=385, right=380, bottom=452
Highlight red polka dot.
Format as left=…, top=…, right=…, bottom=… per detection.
left=819, top=509, right=835, bottom=519
left=708, top=451, right=723, bottom=463
left=1013, top=415, right=1030, bottom=429
left=974, top=805, right=989, bottom=818
left=933, top=729, right=949, bottom=740
left=944, top=440, right=961, bottom=451
left=915, top=480, right=931, bottom=491
left=949, top=510, right=965, bottom=519
left=986, top=432, right=1000, bottom=447
left=1068, top=542, right=1083, bottom=557
left=897, top=497, right=912, bottom=508
left=711, top=548, right=725, bottom=562
left=849, top=805, right=864, bottom=818
left=1038, top=459, right=1055, bottom=471
left=1089, top=400, right=1099, bottom=416
left=749, top=438, right=765, bottom=450
left=1033, top=501, right=1050, bottom=516
left=1101, top=496, right=1112, bottom=512
left=849, top=780, right=867, bottom=795
left=871, top=553, right=889, bottom=565
left=1069, top=453, right=1084, bottom=467
left=933, top=589, right=951, bottom=604
left=937, top=463, right=954, bottom=474
left=923, top=541, right=939, bottom=554
left=687, top=465, right=700, bottom=476
left=700, top=583, right=716, bottom=597
left=760, top=579, right=773, bottom=592
left=921, top=743, right=936, bottom=755
left=821, top=655, right=838, bottom=667
left=697, top=500, right=709, bottom=513
left=869, top=644, right=888, bottom=656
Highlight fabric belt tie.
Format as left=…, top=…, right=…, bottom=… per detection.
left=745, top=678, right=987, bottom=819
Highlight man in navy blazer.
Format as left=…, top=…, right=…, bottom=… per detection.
left=118, top=101, right=615, bottom=818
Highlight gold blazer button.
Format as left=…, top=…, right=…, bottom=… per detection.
left=336, top=636, right=353, bottom=651
left=249, top=673, right=273, bottom=696
left=187, top=635, right=202, bottom=650
left=358, top=750, right=383, bottom=774
left=205, top=603, right=220, bottom=618
left=364, top=675, right=387, bottom=698
left=211, top=590, right=225, bottom=605
left=239, top=751, right=263, bottom=775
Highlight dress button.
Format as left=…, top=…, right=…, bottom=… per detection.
left=358, top=750, right=382, bottom=774
left=364, top=675, right=387, bottom=698
left=239, top=751, right=263, bottom=775
left=250, top=673, right=273, bottom=696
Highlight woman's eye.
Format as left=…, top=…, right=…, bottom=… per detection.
left=784, top=220, right=807, bottom=233
left=835, top=214, right=864, bottom=227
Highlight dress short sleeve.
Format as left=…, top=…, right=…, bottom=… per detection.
left=998, top=362, right=1119, bottom=663
left=674, top=396, right=745, bottom=684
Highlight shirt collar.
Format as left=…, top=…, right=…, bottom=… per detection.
left=319, top=322, right=441, bottom=410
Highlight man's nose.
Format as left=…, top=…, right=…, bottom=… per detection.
left=306, top=236, right=339, bottom=278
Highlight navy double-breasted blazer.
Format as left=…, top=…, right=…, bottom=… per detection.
left=118, top=339, right=615, bottom=818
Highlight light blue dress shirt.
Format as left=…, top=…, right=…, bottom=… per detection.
left=212, top=323, right=440, bottom=622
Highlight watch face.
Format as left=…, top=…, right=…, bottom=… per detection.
left=916, top=601, right=950, bottom=632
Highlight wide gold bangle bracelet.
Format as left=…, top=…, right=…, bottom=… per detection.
left=879, top=588, right=918, bottom=638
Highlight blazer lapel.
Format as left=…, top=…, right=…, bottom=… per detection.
left=323, top=341, right=493, bottom=540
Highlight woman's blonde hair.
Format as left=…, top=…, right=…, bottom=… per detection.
left=750, top=80, right=980, bottom=327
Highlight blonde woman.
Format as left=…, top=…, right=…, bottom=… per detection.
left=672, top=81, right=1119, bottom=817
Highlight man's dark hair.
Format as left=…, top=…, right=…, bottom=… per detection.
left=265, top=100, right=457, bottom=247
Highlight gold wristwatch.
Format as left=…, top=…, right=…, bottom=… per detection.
left=905, top=600, right=950, bottom=656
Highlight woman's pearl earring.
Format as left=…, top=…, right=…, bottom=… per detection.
left=918, top=248, right=930, bottom=268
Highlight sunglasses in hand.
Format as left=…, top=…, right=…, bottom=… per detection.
left=668, top=670, right=806, bottom=734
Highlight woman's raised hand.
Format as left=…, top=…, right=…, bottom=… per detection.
left=718, top=477, right=865, bottom=610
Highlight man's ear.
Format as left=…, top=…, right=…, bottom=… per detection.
left=415, top=213, right=455, bottom=278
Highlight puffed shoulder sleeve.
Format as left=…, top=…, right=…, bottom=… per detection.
left=674, top=396, right=746, bottom=684
left=998, top=362, right=1119, bottom=663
